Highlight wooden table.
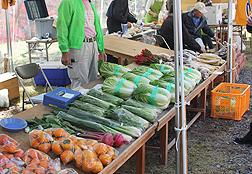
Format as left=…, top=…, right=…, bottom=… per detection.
left=26, top=39, right=58, bottom=63
left=104, top=35, right=174, bottom=65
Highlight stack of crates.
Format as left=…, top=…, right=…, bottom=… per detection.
left=211, top=83, right=250, bottom=120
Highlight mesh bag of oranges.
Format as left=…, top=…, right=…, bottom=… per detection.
left=29, top=129, right=54, bottom=153
left=74, top=142, right=119, bottom=173
left=22, top=148, right=61, bottom=173
left=51, top=137, right=82, bottom=164
left=0, top=134, right=25, bottom=161
left=0, top=153, right=19, bottom=172
left=44, top=128, right=71, bottom=141
left=58, top=168, right=78, bottom=174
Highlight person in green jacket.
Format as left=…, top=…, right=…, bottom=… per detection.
left=57, top=0, right=107, bottom=89
left=145, top=0, right=167, bottom=24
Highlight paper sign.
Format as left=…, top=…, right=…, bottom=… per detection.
left=62, top=93, right=75, bottom=99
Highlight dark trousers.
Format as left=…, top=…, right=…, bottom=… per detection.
left=202, top=35, right=214, bottom=49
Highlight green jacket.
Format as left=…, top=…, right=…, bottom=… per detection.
left=57, top=0, right=104, bottom=53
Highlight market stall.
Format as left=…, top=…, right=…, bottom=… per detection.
left=0, top=58, right=226, bottom=174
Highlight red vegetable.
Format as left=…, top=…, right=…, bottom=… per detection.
left=113, top=133, right=129, bottom=147
left=102, top=133, right=114, bottom=146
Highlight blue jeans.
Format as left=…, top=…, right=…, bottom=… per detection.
left=202, top=35, right=214, bottom=49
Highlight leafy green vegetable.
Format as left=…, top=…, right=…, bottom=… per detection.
left=87, top=88, right=123, bottom=105
left=132, top=84, right=171, bottom=109
left=132, top=66, right=163, bottom=79
left=102, top=76, right=137, bottom=99
left=57, top=111, right=133, bottom=142
left=149, top=64, right=174, bottom=74
left=121, top=98, right=161, bottom=114
left=78, top=94, right=115, bottom=109
left=99, top=61, right=131, bottom=78
left=69, top=100, right=105, bottom=117
left=121, top=72, right=150, bottom=86
left=67, top=107, right=142, bottom=138
left=103, top=106, right=150, bottom=130
left=150, top=79, right=189, bottom=103
left=183, top=66, right=202, bottom=83
left=160, top=75, right=193, bottom=92
left=121, top=105, right=157, bottom=122
left=26, top=115, right=78, bottom=134
left=131, top=71, right=159, bottom=81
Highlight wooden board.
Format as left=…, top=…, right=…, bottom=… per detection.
left=0, top=73, right=19, bottom=100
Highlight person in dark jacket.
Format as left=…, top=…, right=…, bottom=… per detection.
left=106, top=0, right=137, bottom=34
left=106, top=0, right=137, bottom=63
left=159, top=4, right=206, bottom=53
left=233, top=14, right=252, bottom=145
left=182, top=2, right=218, bottom=48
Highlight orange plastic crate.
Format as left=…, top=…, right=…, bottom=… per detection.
left=211, top=83, right=250, bottom=120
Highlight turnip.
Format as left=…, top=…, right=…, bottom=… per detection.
left=102, top=133, right=114, bottom=146
left=113, top=133, right=130, bottom=147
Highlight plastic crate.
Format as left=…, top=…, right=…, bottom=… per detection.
left=211, top=83, right=250, bottom=120
left=35, top=18, right=57, bottom=39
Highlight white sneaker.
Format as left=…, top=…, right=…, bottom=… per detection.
left=209, top=48, right=215, bottom=53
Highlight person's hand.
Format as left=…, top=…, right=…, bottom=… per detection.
left=127, top=22, right=132, bottom=28
left=99, top=52, right=107, bottom=62
left=247, top=15, right=252, bottom=26
left=200, top=47, right=206, bottom=53
left=214, top=36, right=219, bottom=42
left=153, top=12, right=158, bottom=18
left=61, top=52, right=71, bottom=66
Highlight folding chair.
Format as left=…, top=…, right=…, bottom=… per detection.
left=153, top=34, right=171, bottom=50
left=14, top=63, right=53, bottom=111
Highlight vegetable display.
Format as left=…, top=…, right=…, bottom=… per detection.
left=69, top=100, right=105, bottom=117
left=150, top=79, right=188, bottom=103
left=78, top=94, right=115, bottom=109
left=132, top=66, right=163, bottom=79
left=99, top=60, right=131, bottom=78
left=149, top=63, right=174, bottom=74
left=132, top=84, right=171, bottom=109
left=56, top=111, right=133, bottom=142
left=102, top=76, right=137, bottom=99
left=121, top=105, right=157, bottom=122
left=121, top=98, right=161, bottom=114
left=103, top=107, right=150, bottom=130
left=67, top=107, right=142, bottom=138
left=87, top=88, right=123, bottom=105
left=131, top=71, right=159, bottom=81
left=121, top=72, right=150, bottom=86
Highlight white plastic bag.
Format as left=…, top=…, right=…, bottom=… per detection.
left=0, top=89, right=9, bottom=107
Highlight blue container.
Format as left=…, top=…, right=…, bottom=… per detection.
left=43, top=87, right=81, bottom=110
left=34, top=61, right=71, bottom=86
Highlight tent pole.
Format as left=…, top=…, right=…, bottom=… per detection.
left=227, top=0, right=233, bottom=82
left=174, top=0, right=188, bottom=173
left=5, top=9, right=14, bottom=72
left=5, top=9, right=10, bottom=72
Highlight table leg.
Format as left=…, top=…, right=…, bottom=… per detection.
left=45, top=43, right=49, bottom=61
left=200, top=87, right=207, bottom=120
left=136, top=144, right=145, bottom=174
left=118, top=57, right=124, bottom=65
left=28, top=43, right=32, bottom=63
left=159, top=123, right=168, bottom=165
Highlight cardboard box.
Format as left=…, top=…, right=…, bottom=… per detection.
left=34, top=61, right=71, bottom=86
left=35, top=18, right=57, bottom=39
left=0, top=73, right=19, bottom=100
left=188, top=5, right=222, bottom=25
left=43, top=87, right=81, bottom=109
